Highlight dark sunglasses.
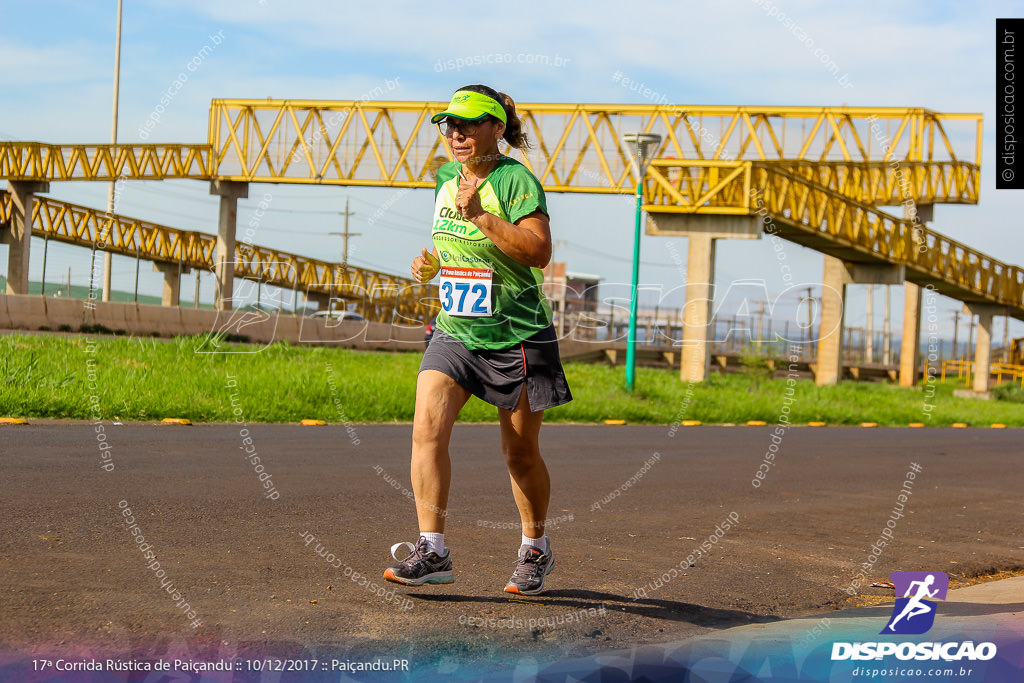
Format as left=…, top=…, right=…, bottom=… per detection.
left=437, top=116, right=492, bottom=137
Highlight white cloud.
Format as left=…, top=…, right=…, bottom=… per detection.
left=0, top=41, right=107, bottom=86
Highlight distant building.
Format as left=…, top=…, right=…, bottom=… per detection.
left=542, top=261, right=601, bottom=336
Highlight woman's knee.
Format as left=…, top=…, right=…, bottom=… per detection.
left=502, top=437, right=541, bottom=468
left=413, top=410, right=450, bottom=449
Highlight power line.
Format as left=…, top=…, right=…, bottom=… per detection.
left=346, top=195, right=426, bottom=225
left=256, top=227, right=335, bottom=236
left=563, top=240, right=682, bottom=268
left=347, top=255, right=403, bottom=273
left=246, top=207, right=343, bottom=215
left=119, top=205, right=214, bottom=225
left=131, top=184, right=213, bottom=203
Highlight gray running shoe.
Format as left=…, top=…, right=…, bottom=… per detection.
left=383, top=536, right=454, bottom=586
left=504, top=543, right=555, bottom=595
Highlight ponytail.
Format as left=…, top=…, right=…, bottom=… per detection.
left=496, top=91, right=530, bottom=151
left=454, top=84, right=531, bottom=151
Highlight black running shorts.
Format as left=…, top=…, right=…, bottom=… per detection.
left=419, top=324, right=573, bottom=412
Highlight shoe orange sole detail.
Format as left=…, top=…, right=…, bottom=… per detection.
left=383, top=568, right=455, bottom=586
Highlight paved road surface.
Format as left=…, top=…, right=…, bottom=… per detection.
left=1, top=423, right=1021, bottom=678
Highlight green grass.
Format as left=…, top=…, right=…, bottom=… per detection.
left=1, top=333, right=1022, bottom=426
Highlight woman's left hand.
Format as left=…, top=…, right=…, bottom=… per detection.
left=456, top=177, right=485, bottom=222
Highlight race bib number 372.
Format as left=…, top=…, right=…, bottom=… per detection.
left=439, top=266, right=493, bottom=317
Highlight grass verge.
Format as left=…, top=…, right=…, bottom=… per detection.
left=1, top=333, right=1022, bottom=426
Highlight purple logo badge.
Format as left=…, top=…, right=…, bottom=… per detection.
left=881, top=571, right=949, bottom=635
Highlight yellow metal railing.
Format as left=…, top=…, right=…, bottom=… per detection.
left=0, top=189, right=11, bottom=224
left=940, top=359, right=1024, bottom=387
left=941, top=359, right=974, bottom=385
left=26, top=195, right=436, bottom=323
left=993, top=362, right=1024, bottom=386
left=642, top=159, right=980, bottom=214
left=0, top=143, right=212, bottom=181
left=206, top=101, right=982, bottom=196
left=642, top=160, right=1022, bottom=313
left=1, top=105, right=984, bottom=204
left=1, top=101, right=1002, bottom=322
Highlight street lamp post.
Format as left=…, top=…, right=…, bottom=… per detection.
left=101, top=0, right=123, bottom=302
left=622, top=132, right=662, bottom=391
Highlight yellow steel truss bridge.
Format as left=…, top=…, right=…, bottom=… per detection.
left=3, top=101, right=1019, bottom=323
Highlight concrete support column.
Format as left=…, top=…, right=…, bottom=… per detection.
left=965, top=303, right=1000, bottom=393
left=153, top=262, right=185, bottom=307
left=680, top=232, right=716, bottom=383
left=899, top=283, right=923, bottom=387
left=305, top=291, right=331, bottom=311
left=898, top=203, right=932, bottom=387
left=646, top=214, right=762, bottom=384
left=210, top=180, right=249, bottom=311
left=816, top=255, right=851, bottom=386
left=3, top=181, right=49, bottom=294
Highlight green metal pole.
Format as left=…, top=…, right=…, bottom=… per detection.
left=625, top=180, right=643, bottom=391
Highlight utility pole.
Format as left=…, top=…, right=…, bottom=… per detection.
left=883, top=284, right=891, bottom=365
left=329, top=197, right=360, bottom=265
left=325, top=198, right=360, bottom=315
left=803, top=287, right=813, bottom=331
left=866, top=284, right=874, bottom=364
left=754, top=300, right=767, bottom=348
left=551, top=240, right=568, bottom=339
left=41, top=234, right=49, bottom=295
left=951, top=310, right=961, bottom=360
left=1003, top=309, right=1010, bottom=362
left=798, top=286, right=815, bottom=346
left=966, top=314, right=976, bottom=361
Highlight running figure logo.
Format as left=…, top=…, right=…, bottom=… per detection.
left=882, top=571, right=949, bottom=635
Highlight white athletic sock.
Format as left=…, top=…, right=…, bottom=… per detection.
left=420, top=532, right=445, bottom=555
left=522, top=533, right=548, bottom=554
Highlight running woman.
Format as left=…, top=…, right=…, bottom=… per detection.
left=383, top=85, right=572, bottom=595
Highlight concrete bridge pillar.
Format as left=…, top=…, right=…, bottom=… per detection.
left=210, top=180, right=249, bottom=311
left=816, top=259, right=904, bottom=386
left=898, top=204, right=934, bottom=387
left=681, top=231, right=716, bottom=383
left=816, top=256, right=851, bottom=386
left=305, top=291, right=331, bottom=311
left=2, top=181, right=49, bottom=294
left=152, top=262, right=188, bottom=307
left=899, top=284, right=923, bottom=386
left=965, top=303, right=1001, bottom=393
left=647, top=213, right=761, bottom=383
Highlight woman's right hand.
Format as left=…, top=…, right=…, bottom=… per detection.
left=411, top=247, right=440, bottom=282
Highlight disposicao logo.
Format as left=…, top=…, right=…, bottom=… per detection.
left=831, top=570, right=997, bottom=663
left=883, top=570, right=948, bottom=635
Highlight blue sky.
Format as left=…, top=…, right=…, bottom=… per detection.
left=2, top=0, right=1022, bottom=345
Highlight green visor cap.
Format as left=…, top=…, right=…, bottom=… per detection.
left=431, top=90, right=507, bottom=125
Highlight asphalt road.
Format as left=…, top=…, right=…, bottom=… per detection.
left=1, top=422, right=1021, bottom=678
